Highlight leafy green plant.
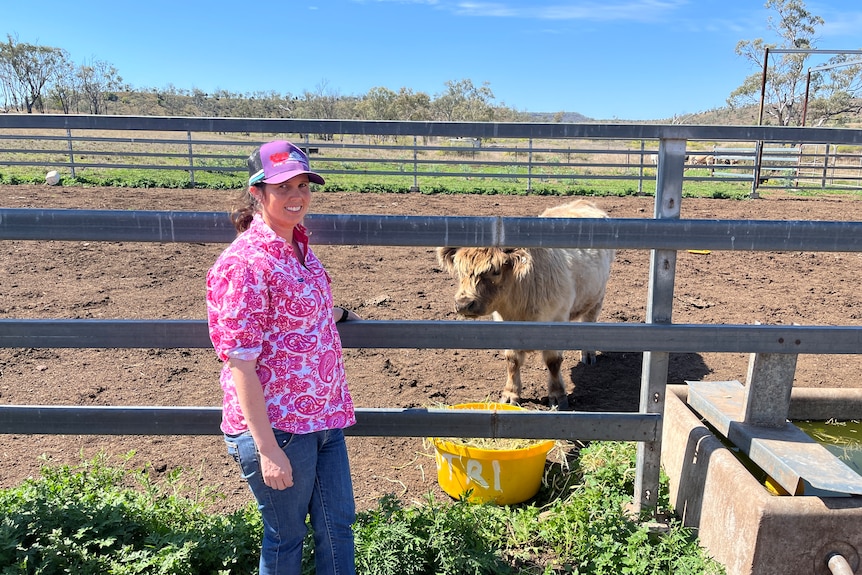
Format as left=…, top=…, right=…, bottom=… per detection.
left=0, top=443, right=724, bottom=574
left=354, top=494, right=514, bottom=575
left=507, top=442, right=723, bottom=574
left=0, top=452, right=260, bottom=574
left=3, top=161, right=856, bottom=200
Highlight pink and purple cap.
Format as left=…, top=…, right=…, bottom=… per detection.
left=247, top=140, right=325, bottom=186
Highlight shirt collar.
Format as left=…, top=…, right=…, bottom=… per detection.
left=250, top=213, right=310, bottom=255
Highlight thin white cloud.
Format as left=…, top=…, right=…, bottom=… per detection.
left=539, top=1, right=687, bottom=21
left=820, top=12, right=862, bottom=42
left=682, top=17, right=752, bottom=36
left=353, top=0, right=440, bottom=4
left=352, top=0, right=690, bottom=22
left=454, top=2, right=518, bottom=17
left=452, top=1, right=687, bottom=22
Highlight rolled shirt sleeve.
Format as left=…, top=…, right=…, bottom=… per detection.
left=207, top=254, right=267, bottom=362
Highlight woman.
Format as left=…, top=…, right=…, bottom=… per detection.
left=206, top=140, right=359, bottom=575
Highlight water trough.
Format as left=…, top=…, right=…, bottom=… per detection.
left=662, top=384, right=862, bottom=575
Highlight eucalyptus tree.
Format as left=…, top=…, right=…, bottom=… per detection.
left=356, top=86, right=400, bottom=120
left=300, top=80, right=342, bottom=140
left=78, top=58, right=127, bottom=114
left=190, top=88, right=218, bottom=117
left=728, top=0, right=861, bottom=126
left=303, top=80, right=340, bottom=118
left=432, top=78, right=497, bottom=121
left=0, top=35, right=69, bottom=113
left=393, top=88, right=432, bottom=121
left=803, top=54, right=862, bottom=126
left=49, top=61, right=80, bottom=114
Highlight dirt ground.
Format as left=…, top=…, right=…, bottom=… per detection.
left=1, top=185, right=861, bottom=514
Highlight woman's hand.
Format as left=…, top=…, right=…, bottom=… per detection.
left=227, top=357, right=295, bottom=489
left=335, top=306, right=362, bottom=323
left=258, top=444, right=294, bottom=489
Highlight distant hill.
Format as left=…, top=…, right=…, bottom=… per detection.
left=659, top=106, right=761, bottom=125
left=528, top=104, right=862, bottom=126
left=654, top=104, right=861, bottom=127
left=528, top=111, right=593, bottom=123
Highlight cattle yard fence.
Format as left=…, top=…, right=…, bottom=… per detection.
left=2, top=117, right=862, bottom=515
left=2, top=115, right=862, bottom=196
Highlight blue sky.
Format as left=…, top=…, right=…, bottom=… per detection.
left=5, top=0, right=862, bottom=120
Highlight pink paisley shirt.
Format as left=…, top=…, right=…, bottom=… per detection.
left=206, top=214, right=356, bottom=435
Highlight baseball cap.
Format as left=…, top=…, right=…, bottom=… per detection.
left=247, top=140, right=325, bottom=186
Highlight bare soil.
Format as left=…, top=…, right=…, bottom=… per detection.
left=1, top=185, right=861, bottom=514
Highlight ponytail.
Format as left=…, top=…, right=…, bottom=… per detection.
left=229, top=184, right=263, bottom=233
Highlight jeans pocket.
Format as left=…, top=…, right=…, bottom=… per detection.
left=272, top=428, right=295, bottom=449
left=225, top=432, right=258, bottom=481
left=225, top=438, right=241, bottom=464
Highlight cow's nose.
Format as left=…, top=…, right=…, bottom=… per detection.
left=454, top=297, right=479, bottom=315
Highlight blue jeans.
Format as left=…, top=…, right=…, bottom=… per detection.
left=225, top=428, right=356, bottom=575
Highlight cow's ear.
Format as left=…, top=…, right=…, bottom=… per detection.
left=508, top=248, right=533, bottom=278
left=436, top=247, right=458, bottom=273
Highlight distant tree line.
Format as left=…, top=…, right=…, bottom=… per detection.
left=2, top=1, right=859, bottom=126
left=0, top=35, right=126, bottom=115
left=124, top=78, right=533, bottom=124
left=0, top=34, right=530, bottom=123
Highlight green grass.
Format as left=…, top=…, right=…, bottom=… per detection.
left=0, top=452, right=261, bottom=575
left=1, top=165, right=765, bottom=200
left=0, top=167, right=244, bottom=190
left=0, top=443, right=725, bottom=574
left=10, top=159, right=861, bottom=200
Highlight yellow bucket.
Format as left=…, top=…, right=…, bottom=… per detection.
left=432, top=403, right=555, bottom=505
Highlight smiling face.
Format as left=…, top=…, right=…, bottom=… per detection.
left=253, top=174, right=312, bottom=239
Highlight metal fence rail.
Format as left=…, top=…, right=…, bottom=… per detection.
left=2, top=318, right=860, bottom=355
left=0, top=405, right=660, bottom=441
left=3, top=209, right=862, bottom=251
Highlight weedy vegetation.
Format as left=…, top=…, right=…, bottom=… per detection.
left=0, top=165, right=762, bottom=200
left=0, top=442, right=725, bottom=574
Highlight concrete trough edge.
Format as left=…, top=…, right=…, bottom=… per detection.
left=662, top=385, right=862, bottom=575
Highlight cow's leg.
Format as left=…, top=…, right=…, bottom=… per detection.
left=502, top=349, right=525, bottom=405
left=543, top=349, right=569, bottom=410
left=576, top=302, right=605, bottom=365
